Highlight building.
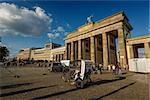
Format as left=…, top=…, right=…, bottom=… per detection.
left=126, top=35, right=150, bottom=72
left=16, top=11, right=150, bottom=72
left=16, top=48, right=32, bottom=60
left=44, top=43, right=61, bottom=49
left=16, top=43, right=65, bottom=61
left=64, top=11, right=132, bottom=68
left=50, top=46, right=65, bottom=62
left=31, top=47, right=51, bottom=61
left=126, top=36, right=150, bottom=59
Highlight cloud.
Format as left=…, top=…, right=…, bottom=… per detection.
left=57, top=26, right=65, bottom=33
left=47, top=26, right=67, bottom=39
left=148, top=27, right=150, bottom=34
left=47, top=33, right=55, bottom=38
left=66, top=23, right=70, bottom=28
left=0, top=2, right=52, bottom=36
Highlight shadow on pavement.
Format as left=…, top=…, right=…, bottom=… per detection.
left=31, top=78, right=126, bottom=99
left=89, top=77, right=126, bottom=87
left=31, top=88, right=79, bottom=100
left=0, top=82, right=33, bottom=90
left=90, top=82, right=136, bottom=100
left=0, top=85, right=57, bottom=97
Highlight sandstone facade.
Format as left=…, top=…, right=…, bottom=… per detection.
left=65, top=11, right=132, bottom=67
left=17, top=43, right=65, bottom=61
left=126, top=36, right=150, bottom=59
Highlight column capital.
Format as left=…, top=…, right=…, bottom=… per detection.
left=102, top=31, right=107, bottom=34
left=117, top=27, right=124, bottom=33
left=118, top=26, right=124, bottom=30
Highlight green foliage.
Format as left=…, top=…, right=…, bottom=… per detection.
left=0, top=46, right=9, bottom=62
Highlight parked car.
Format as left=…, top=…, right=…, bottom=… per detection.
left=0, top=62, right=4, bottom=66
left=48, top=62, right=64, bottom=72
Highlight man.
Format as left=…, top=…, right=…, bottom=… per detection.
left=115, top=63, right=119, bottom=75
left=98, top=64, right=103, bottom=74
left=112, top=64, right=116, bottom=75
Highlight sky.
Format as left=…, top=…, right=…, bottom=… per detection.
left=0, top=0, right=149, bottom=57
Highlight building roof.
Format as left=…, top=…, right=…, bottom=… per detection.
left=45, top=42, right=61, bottom=46
left=126, top=35, right=150, bottom=45
left=65, top=11, right=132, bottom=40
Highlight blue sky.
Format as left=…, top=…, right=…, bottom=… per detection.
left=0, top=0, right=149, bottom=57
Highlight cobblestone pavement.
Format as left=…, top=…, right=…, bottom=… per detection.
left=0, top=66, right=149, bottom=100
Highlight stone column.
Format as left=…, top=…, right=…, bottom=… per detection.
left=78, top=40, right=82, bottom=60
left=126, top=45, right=130, bottom=59
left=74, top=41, right=78, bottom=60
left=102, top=33, right=108, bottom=67
left=127, top=45, right=134, bottom=59
left=144, top=42, right=150, bottom=58
left=55, top=55, right=57, bottom=62
left=52, top=54, right=54, bottom=61
left=90, top=36, right=95, bottom=64
left=64, top=43, right=67, bottom=60
left=95, top=37, right=98, bottom=64
left=118, top=28, right=127, bottom=67
left=107, top=34, right=111, bottom=64
left=58, top=54, right=60, bottom=62
left=82, top=40, right=85, bottom=59
left=71, top=42, right=74, bottom=61
left=130, top=45, right=134, bottom=59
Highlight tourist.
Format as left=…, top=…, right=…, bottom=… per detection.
left=112, top=64, right=116, bottom=75
left=115, top=64, right=119, bottom=75
left=98, top=64, right=103, bottom=74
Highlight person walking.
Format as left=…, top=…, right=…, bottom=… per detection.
left=112, top=64, right=116, bottom=75
left=98, top=64, right=103, bottom=74
left=115, top=63, right=119, bottom=75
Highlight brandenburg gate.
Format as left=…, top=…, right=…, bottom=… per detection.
left=64, top=12, right=132, bottom=67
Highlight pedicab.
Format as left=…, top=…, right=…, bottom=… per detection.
left=61, top=60, right=93, bottom=88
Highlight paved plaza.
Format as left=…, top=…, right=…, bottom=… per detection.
left=0, top=66, right=149, bottom=100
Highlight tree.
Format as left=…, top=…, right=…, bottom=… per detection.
left=0, top=46, right=9, bottom=62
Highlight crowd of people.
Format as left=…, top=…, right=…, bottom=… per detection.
left=93, top=63, right=128, bottom=78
